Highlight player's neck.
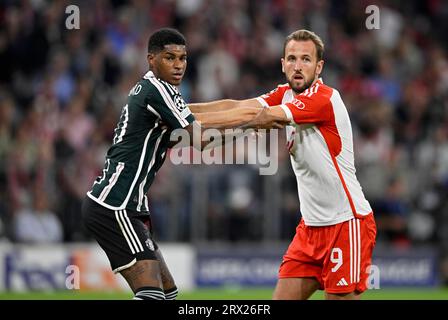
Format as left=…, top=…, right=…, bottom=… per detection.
left=292, top=77, right=319, bottom=95
left=310, top=77, right=320, bottom=87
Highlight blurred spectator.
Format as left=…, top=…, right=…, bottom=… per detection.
left=0, top=95, right=15, bottom=177
left=225, top=168, right=259, bottom=242
left=354, top=100, right=394, bottom=200
left=416, top=126, right=448, bottom=189
left=13, top=188, right=63, bottom=243
left=373, top=177, right=410, bottom=246
left=59, top=96, right=94, bottom=152
left=197, top=39, right=239, bottom=100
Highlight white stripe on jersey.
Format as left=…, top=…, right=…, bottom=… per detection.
left=99, top=162, right=125, bottom=202
left=163, top=79, right=180, bottom=96
left=120, top=122, right=158, bottom=209
left=162, top=80, right=176, bottom=95
left=256, top=97, right=269, bottom=108
left=137, top=178, right=145, bottom=212
left=302, top=87, right=311, bottom=96
left=137, top=128, right=168, bottom=211
left=311, top=83, right=320, bottom=96
left=93, top=159, right=110, bottom=187
left=86, top=192, right=124, bottom=211
left=163, top=81, right=174, bottom=95
left=144, top=70, right=180, bottom=95
left=144, top=196, right=149, bottom=212
left=280, top=104, right=293, bottom=121
left=152, top=77, right=187, bottom=126
left=114, top=104, right=129, bottom=144
left=147, top=104, right=161, bottom=118
left=148, top=77, right=188, bottom=127
left=302, top=82, right=320, bottom=97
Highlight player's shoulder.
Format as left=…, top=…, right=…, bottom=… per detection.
left=142, top=70, right=179, bottom=97
left=275, top=83, right=291, bottom=94
left=262, top=83, right=291, bottom=98
left=124, top=79, right=150, bottom=107
left=139, top=71, right=161, bottom=94
left=300, top=79, right=334, bottom=102
left=277, top=83, right=290, bottom=89
left=125, top=73, right=157, bottom=99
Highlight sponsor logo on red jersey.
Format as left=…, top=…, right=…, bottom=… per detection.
left=291, top=99, right=305, bottom=109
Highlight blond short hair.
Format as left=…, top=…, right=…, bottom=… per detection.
left=283, top=29, right=324, bottom=60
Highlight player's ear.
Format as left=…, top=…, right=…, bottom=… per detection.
left=281, top=58, right=285, bottom=74
left=147, top=53, right=155, bottom=69
left=316, top=59, right=324, bottom=77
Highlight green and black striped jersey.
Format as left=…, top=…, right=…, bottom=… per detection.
left=87, top=71, right=195, bottom=212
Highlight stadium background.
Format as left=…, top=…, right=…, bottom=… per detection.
left=0, top=0, right=448, bottom=299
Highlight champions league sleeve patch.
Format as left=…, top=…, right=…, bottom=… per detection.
left=175, top=94, right=192, bottom=118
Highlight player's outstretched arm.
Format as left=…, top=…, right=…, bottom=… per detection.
left=194, top=106, right=262, bottom=129
left=168, top=100, right=291, bottom=151
left=188, top=98, right=262, bottom=113
left=240, top=106, right=291, bottom=129
left=194, top=103, right=290, bottom=130
left=170, top=106, right=289, bottom=151
left=168, top=108, right=262, bottom=150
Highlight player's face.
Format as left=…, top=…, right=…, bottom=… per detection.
left=148, top=44, right=187, bottom=86
left=281, top=40, right=324, bottom=94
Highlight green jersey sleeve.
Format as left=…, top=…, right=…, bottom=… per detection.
left=144, top=76, right=195, bottom=129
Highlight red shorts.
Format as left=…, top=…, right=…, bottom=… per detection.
left=278, top=213, right=376, bottom=294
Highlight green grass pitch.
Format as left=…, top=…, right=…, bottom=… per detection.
left=0, top=287, right=447, bottom=300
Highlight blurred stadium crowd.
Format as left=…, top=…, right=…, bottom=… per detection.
left=0, top=0, right=448, bottom=281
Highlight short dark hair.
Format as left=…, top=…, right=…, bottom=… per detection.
left=147, top=28, right=186, bottom=54
left=283, top=29, right=324, bottom=60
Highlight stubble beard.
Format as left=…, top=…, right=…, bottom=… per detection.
left=290, top=77, right=314, bottom=94
left=289, top=67, right=317, bottom=95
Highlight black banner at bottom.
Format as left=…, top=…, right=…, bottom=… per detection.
left=2, top=300, right=446, bottom=319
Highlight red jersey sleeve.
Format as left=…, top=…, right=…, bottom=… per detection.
left=281, top=83, right=333, bottom=124
left=257, top=84, right=290, bottom=107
